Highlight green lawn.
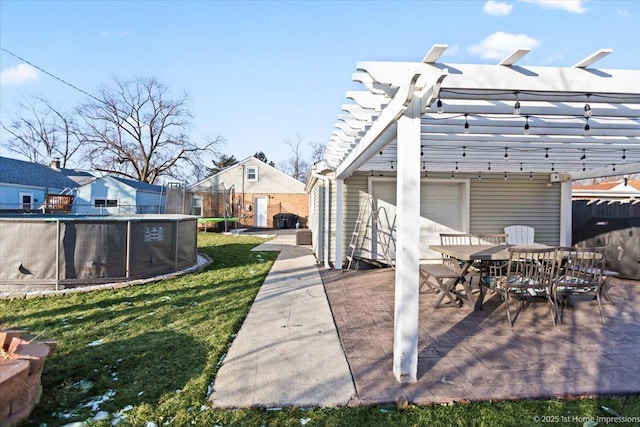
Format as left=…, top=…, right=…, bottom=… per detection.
left=1, top=232, right=638, bottom=427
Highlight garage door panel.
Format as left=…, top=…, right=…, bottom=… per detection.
left=371, top=180, right=467, bottom=261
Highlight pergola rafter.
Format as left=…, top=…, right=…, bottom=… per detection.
left=323, top=45, right=640, bottom=181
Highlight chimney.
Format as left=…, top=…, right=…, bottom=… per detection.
left=50, top=158, right=61, bottom=170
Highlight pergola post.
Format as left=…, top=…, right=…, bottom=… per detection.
left=392, top=97, right=422, bottom=383
left=335, top=178, right=344, bottom=269
left=560, top=181, right=573, bottom=246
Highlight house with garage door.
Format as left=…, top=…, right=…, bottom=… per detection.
left=186, top=156, right=309, bottom=228
left=305, top=44, right=640, bottom=383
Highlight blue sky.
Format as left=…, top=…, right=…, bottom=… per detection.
left=1, top=0, right=639, bottom=171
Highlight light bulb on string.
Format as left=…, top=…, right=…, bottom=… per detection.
left=584, top=117, right=590, bottom=136
left=524, top=115, right=530, bottom=135
left=436, top=98, right=443, bottom=114
left=584, top=94, right=592, bottom=118
left=622, top=149, right=626, bottom=163
left=464, top=114, right=470, bottom=134
left=504, top=147, right=509, bottom=161
left=545, top=148, right=549, bottom=161
left=514, top=92, right=521, bottom=115
left=462, top=146, right=466, bottom=158
left=529, top=171, right=533, bottom=180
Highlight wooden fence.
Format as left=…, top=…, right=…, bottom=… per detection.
left=573, top=199, right=640, bottom=229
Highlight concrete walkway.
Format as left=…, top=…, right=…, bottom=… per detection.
left=208, top=232, right=356, bottom=408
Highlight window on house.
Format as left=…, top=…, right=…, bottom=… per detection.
left=94, top=199, right=118, bottom=208
left=246, top=166, right=258, bottom=181
left=191, top=197, right=202, bottom=216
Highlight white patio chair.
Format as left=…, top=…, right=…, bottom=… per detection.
left=504, top=225, right=535, bottom=244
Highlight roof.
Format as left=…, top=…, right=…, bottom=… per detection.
left=321, top=45, right=640, bottom=181
left=0, top=156, right=164, bottom=193
left=188, top=156, right=305, bottom=191
left=0, top=156, right=95, bottom=189
left=110, top=176, right=165, bottom=192
left=573, top=179, right=640, bottom=191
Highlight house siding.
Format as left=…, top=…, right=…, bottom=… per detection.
left=469, top=174, right=561, bottom=245
left=322, top=172, right=561, bottom=266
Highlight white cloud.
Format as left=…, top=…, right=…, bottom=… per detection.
left=519, top=0, right=588, bottom=14
left=484, top=1, right=513, bottom=16
left=468, top=32, right=541, bottom=60
left=102, top=30, right=130, bottom=37
left=616, top=8, right=630, bottom=17
left=0, top=63, right=39, bottom=85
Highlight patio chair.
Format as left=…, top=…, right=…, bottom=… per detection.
left=419, top=233, right=473, bottom=304
left=483, top=247, right=560, bottom=327
left=504, top=225, right=535, bottom=244
left=554, top=246, right=608, bottom=325
left=473, top=233, right=508, bottom=245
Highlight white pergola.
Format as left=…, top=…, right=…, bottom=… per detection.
left=321, top=45, right=640, bottom=383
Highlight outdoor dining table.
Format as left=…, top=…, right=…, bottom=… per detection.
left=428, top=244, right=550, bottom=310
left=428, top=243, right=617, bottom=310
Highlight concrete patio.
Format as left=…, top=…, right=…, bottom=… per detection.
left=320, top=268, right=640, bottom=405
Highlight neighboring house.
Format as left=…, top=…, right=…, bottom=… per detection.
left=0, top=156, right=166, bottom=214
left=572, top=179, right=640, bottom=201
left=186, top=157, right=308, bottom=228
left=304, top=44, right=640, bottom=383
left=74, top=175, right=167, bottom=215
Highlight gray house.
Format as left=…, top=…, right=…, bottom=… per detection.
left=306, top=44, right=640, bottom=383
left=0, top=156, right=166, bottom=214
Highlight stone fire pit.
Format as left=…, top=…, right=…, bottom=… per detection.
left=0, top=329, right=56, bottom=427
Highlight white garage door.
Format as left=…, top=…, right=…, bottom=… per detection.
left=371, top=180, right=467, bottom=261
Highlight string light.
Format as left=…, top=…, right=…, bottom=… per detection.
left=584, top=117, right=590, bottom=136
left=545, top=148, right=549, bottom=161
left=551, top=163, right=555, bottom=172
left=622, top=149, right=626, bottom=163
left=422, top=162, right=426, bottom=170
left=524, top=115, right=530, bottom=135
left=529, top=171, right=533, bottom=180
left=436, top=98, right=443, bottom=114
left=478, top=171, right=482, bottom=180
left=514, top=92, right=521, bottom=115
left=504, top=171, right=508, bottom=180
left=520, top=163, right=524, bottom=171
left=582, top=163, right=586, bottom=171
left=580, top=148, right=586, bottom=161
left=584, top=94, right=592, bottom=118
left=462, top=146, right=466, bottom=158
left=504, top=147, right=509, bottom=161
left=451, top=171, right=455, bottom=179
left=612, top=164, right=616, bottom=172
left=455, top=162, right=459, bottom=170
left=464, top=114, right=470, bottom=134
left=488, top=162, right=492, bottom=171
left=390, top=161, right=394, bottom=170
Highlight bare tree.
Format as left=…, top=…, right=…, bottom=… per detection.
left=310, top=140, right=325, bottom=163
left=77, top=76, right=223, bottom=184
left=280, top=135, right=310, bottom=182
left=1, top=96, right=83, bottom=167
